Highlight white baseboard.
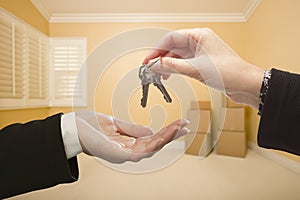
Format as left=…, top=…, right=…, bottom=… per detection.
left=170, top=141, right=300, bottom=174
left=248, top=142, right=300, bottom=174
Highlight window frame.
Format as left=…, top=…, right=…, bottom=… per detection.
left=0, top=9, right=49, bottom=109
left=49, top=37, right=87, bottom=107
left=0, top=9, right=87, bottom=110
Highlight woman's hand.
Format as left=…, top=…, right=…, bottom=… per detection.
left=143, top=28, right=264, bottom=108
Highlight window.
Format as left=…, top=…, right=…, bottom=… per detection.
left=0, top=9, right=87, bottom=109
left=27, top=29, right=49, bottom=106
left=0, top=11, right=24, bottom=107
left=50, top=38, right=87, bottom=107
left=0, top=9, right=49, bottom=109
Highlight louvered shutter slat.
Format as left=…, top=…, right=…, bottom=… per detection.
left=50, top=38, right=86, bottom=106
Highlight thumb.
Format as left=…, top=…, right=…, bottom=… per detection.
left=151, top=57, right=198, bottom=78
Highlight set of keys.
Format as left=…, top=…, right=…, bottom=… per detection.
left=138, top=59, right=172, bottom=108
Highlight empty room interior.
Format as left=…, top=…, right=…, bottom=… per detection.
left=1, top=0, right=300, bottom=199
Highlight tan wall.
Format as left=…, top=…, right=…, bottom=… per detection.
left=0, top=0, right=48, bottom=35
left=0, top=107, right=49, bottom=128
left=242, top=0, right=300, bottom=162
left=49, top=22, right=244, bottom=54
left=49, top=22, right=243, bottom=129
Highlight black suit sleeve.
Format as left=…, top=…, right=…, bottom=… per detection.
left=0, top=113, right=79, bottom=199
left=258, top=68, right=300, bottom=155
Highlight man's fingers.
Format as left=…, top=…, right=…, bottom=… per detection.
left=173, top=127, right=190, bottom=140
left=145, top=119, right=189, bottom=152
left=113, top=118, right=154, bottom=137
left=108, top=135, right=136, bottom=148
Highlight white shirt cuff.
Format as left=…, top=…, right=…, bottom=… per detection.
left=61, top=112, right=83, bottom=159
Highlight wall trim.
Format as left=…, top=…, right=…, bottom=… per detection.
left=49, top=13, right=246, bottom=23
left=31, top=0, right=261, bottom=23
left=31, top=0, right=51, bottom=21
left=243, top=0, right=262, bottom=21
left=248, top=142, right=300, bottom=174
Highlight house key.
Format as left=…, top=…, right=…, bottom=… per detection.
left=138, top=59, right=172, bottom=108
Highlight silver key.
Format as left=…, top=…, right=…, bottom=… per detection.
left=141, top=84, right=149, bottom=108
left=138, top=59, right=172, bottom=108
left=153, top=81, right=172, bottom=103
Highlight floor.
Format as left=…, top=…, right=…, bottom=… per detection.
left=9, top=148, right=300, bottom=200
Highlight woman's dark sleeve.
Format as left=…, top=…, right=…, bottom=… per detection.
left=258, top=68, right=300, bottom=155
left=0, top=113, right=79, bottom=199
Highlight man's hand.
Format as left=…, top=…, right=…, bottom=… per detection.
left=75, top=111, right=189, bottom=163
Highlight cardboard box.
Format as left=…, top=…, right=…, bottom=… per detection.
left=216, top=131, right=247, bottom=158
left=225, top=98, right=244, bottom=108
left=191, top=101, right=211, bottom=110
left=185, top=132, right=213, bottom=157
left=187, top=110, right=211, bottom=133
left=220, top=108, right=244, bottom=131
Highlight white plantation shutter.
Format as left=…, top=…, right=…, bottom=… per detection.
left=0, top=11, right=26, bottom=108
left=0, top=9, right=48, bottom=109
left=28, top=31, right=40, bottom=99
left=0, top=9, right=86, bottom=109
left=50, top=38, right=87, bottom=106
left=27, top=30, right=49, bottom=103
left=40, top=36, right=50, bottom=99
left=0, top=12, right=14, bottom=98
left=0, top=12, right=25, bottom=99
left=14, top=21, right=26, bottom=99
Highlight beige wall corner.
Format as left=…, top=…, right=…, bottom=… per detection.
left=0, top=0, right=49, bottom=35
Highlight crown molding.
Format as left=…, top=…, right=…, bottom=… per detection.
left=32, top=0, right=261, bottom=23
left=31, top=0, right=51, bottom=21
left=49, top=13, right=247, bottom=23
left=243, top=0, right=261, bottom=21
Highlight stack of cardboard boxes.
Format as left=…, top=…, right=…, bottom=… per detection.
left=185, top=101, right=213, bottom=157
left=216, top=98, right=247, bottom=157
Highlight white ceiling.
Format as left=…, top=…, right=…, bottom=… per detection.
left=31, top=0, right=261, bottom=22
